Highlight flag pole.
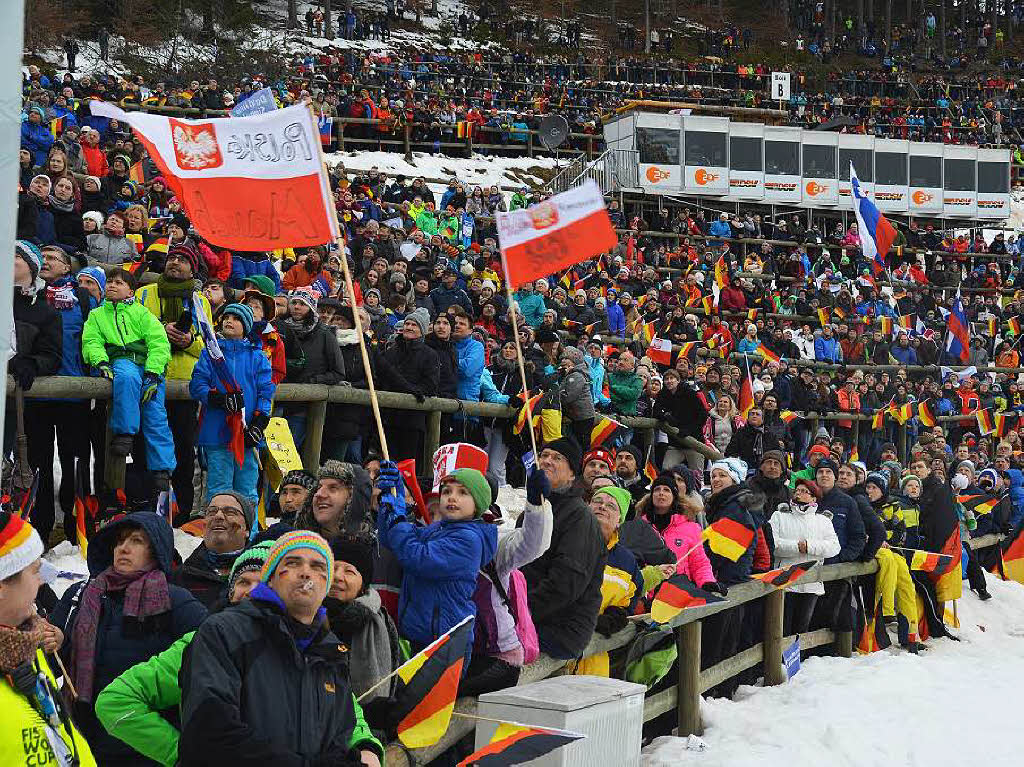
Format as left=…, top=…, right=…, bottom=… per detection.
left=308, top=104, right=390, bottom=460
left=499, top=265, right=540, bottom=460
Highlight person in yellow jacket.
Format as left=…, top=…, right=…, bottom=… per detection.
left=0, top=511, right=96, bottom=766
left=570, top=486, right=644, bottom=676
left=135, top=243, right=212, bottom=521
left=866, top=473, right=923, bottom=652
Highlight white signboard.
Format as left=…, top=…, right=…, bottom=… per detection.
left=771, top=72, right=791, bottom=101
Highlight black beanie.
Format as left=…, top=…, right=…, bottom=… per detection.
left=650, top=473, right=680, bottom=506
left=545, top=436, right=583, bottom=475
left=329, top=532, right=375, bottom=596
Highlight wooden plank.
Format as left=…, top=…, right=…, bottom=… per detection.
left=699, top=643, right=764, bottom=693
left=783, top=628, right=835, bottom=652
left=643, top=686, right=678, bottom=722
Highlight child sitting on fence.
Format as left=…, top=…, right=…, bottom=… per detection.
left=189, top=303, right=275, bottom=504
left=81, top=268, right=176, bottom=489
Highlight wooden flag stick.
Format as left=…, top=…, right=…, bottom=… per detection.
left=501, top=275, right=540, bottom=460
left=53, top=652, right=78, bottom=700
left=308, top=103, right=390, bottom=460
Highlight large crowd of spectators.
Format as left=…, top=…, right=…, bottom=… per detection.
left=6, top=45, right=1024, bottom=767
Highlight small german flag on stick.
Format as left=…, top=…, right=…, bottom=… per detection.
left=702, top=516, right=756, bottom=562
left=456, top=720, right=585, bottom=767
left=751, top=561, right=815, bottom=588
left=651, top=574, right=727, bottom=624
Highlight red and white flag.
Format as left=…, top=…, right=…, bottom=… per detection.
left=648, top=337, right=673, bottom=366
left=89, top=101, right=339, bottom=250
left=496, top=180, right=616, bottom=289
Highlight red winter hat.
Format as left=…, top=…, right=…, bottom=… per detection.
left=583, top=448, right=615, bottom=472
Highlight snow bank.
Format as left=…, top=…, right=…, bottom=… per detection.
left=642, top=577, right=1024, bottom=766
left=326, top=149, right=557, bottom=195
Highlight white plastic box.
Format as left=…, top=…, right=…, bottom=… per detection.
left=475, top=675, right=646, bottom=766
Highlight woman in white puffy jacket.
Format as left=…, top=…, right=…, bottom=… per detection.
left=769, top=478, right=841, bottom=635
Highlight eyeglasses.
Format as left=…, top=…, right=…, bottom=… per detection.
left=204, top=505, right=245, bottom=519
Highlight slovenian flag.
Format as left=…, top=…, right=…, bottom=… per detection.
left=318, top=115, right=333, bottom=146
left=851, top=163, right=896, bottom=276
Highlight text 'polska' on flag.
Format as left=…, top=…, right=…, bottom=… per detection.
left=89, top=100, right=339, bottom=251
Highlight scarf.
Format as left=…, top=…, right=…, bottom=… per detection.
left=155, top=275, right=194, bottom=324
left=323, top=590, right=398, bottom=701
left=0, top=614, right=47, bottom=673
left=46, top=279, right=77, bottom=311
left=70, top=567, right=171, bottom=702
left=205, top=545, right=244, bottom=573
left=282, top=313, right=319, bottom=340
left=47, top=193, right=75, bottom=214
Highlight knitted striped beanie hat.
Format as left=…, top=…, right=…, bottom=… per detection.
left=228, top=540, right=274, bottom=593
left=0, top=512, right=44, bottom=581
left=260, top=530, right=334, bottom=584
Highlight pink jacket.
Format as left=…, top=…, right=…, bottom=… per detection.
left=655, top=515, right=715, bottom=586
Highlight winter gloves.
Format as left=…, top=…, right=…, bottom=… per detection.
left=376, top=460, right=407, bottom=527
left=207, top=390, right=245, bottom=413
left=703, top=581, right=728, bottom=597
left=140, top=372, right=162, bottom=403
left=244, top=412, right=270, bottom=447
left=526, top=467, right=551, bottom=506
left=95, top=362, right=114, bottom=381
left=594, top=606, right=630, bottom=637
left=8, top=357, right=37, bottom=390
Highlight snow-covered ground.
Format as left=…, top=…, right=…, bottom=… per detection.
left=643, top=576, right=1024, bottom=767
left=326, top=149, right=558, bottom=194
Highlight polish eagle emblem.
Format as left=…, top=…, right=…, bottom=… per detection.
left=169, top=120, right=223, bottom=170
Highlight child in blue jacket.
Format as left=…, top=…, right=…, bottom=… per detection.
left=376, top=463, right=497, bottom=663
left=189, top=303, right=275, bottom=503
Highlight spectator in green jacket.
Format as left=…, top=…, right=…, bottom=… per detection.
left=607, top=351, right=644, bottom=415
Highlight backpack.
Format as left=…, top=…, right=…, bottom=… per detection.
left=472, top=563, right=540, bottom=665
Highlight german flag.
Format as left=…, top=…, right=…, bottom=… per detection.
left=640, top=321, right=656, bottom=343
left=871, top=408, right=886, bottom=430
left=72, top=462, right=98, bottom=558
left=988, top=317, right=998, bottom=337
left=513, top=393, right=543, bottom=436
left=817, top=308, right=830, bottom=327
left=677, top=341, right=696, bottom=359
left=757, top=346, right=781, bottom=364
left=590, top=416, right=627, bottom=449
left=751, top=560, right=814, bottom=588
left=957, top=493, right=999, bottom=517
left=714, top=254, right=729, bottom=289
left=908, top=549, right=954, bottom=573
left=849, top=445, right=860, bottom=462
left=643, top=449, right=658, bottom=483
left=780, top=410, right=798, bottom=424
left=702, top=295, right=715, bottom=316
left=976, top=408, right=996, bottom=436
left=651, top=573, right=726, bottom=624
left=391, top=616, right=473, bottom=748
left=747, top=308, right=759, bottom=321
left=857, top=595, right=891, bottom=654
left=129, top=161, right=146, bottom=185
left=833, top=307, right=847, bottom=320
left=879, top=316, right=893, bottom=335
left=991, top=522, right=1024, bottom=584
left=48, top=116, right=64, bottom=138
left=738, top=358, right=754, bottom=419
left=931, top=526, right=963, bottom=603
left=1008, top=316, right=1022, bottom=336
left=457, top=722, right=585, bottom=767
left=916, top=401, right=936, bottom=427
left=887, top=401, right=913, bottom=425
left=702, top=517, right=755, bottom=562
left=995, top=412, right=1012, bottom=438
left=897, top=314, right=915, bottom=330
left=14, top=469, right=39, bottom=522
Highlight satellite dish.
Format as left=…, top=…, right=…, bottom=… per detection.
left=538, top=114, right=570, bottom=151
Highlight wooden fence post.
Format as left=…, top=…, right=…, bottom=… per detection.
left=897, top=423, right=907, bottom=463
left=676, top=621, right=702, bottom=737
left=835, top=628, right=853, bottom=658
left=303, top=400, right=328, bottom=469
left=403, top=122, right=412, bottom=161
left=762, top=590, right=786, bottom=686
left=527, top=129, right=534, bottom=158
left=424, top=409, right=442, bottom=469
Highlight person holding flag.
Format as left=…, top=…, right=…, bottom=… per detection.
left=944, top=289, right=971, bottom=365
left=189, top=303, right=275, bottom=504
